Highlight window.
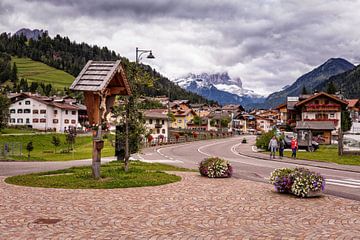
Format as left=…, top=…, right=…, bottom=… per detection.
left=18, top=102, right=22, bottom=105
left=25, top=100, right=30, bottom=105
left=178, top=119, right=182, bottom=123
left=64, top=119, right=69, bottom=124
left=162, top=129, right=166, bottom=134
left=54, top=110, right=58, bottom=114
left=162, top=120, right=165, bottom=124
left=53, top=119, right=59, bottom=124
left=314, top=100, right=319, bottom=104
left=65, top=110, right=68, bottom=115
left=26, top=118, right=30, bottom=124
left=40, top=109, right=46, bottom=114
left=24, top=109, right=31, bottom=113
left=315, top=113, right=328, bottom=119
left=33, top=118, right=39, bottom=123
left=17, top=109, right=23, bottom=114
left=33, top=110, right=39, bottom=114
left=325, top=100, right=329, bottom=105
left=17, top=118, right=23, bottom=123
left=156, top=119, right=160, bottom=124
left=156, top=129, right=160, bottom=134
left=71, top=119, right=76, bottom=124
left=149, top=119, right=153, bottom=124
left=72, top=111, right=76, bottom=115
left=330, top=113, right=335, bottom=118
left=10, top=109, right=15, bottom=113
left=40, top=119, right=46, bottom=123
left=10, top=118, right=15, bottom=123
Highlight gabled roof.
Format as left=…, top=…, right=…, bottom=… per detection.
left=143, top=109, right=168, bottom=119
left=346, top=99, right=360, bottom=108
left=275, top=103, right=287, bottom=110
left=295, top=92, right=348, bottom=107
left=70, top=60, right=131, bottom=95
left=295, top=121, right=335, bottom=130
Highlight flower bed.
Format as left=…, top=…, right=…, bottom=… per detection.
left=199, top=157, right=232, bottom=178
left=269, top=167, right=325, bottom=197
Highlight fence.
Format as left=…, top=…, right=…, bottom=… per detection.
left=0, top=142, right=23, bottom=158
left=142, top=132, right=234, bottom=148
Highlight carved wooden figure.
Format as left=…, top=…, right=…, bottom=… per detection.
left=70, top=60, right=131, bottom=178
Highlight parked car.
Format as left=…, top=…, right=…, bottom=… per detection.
left=283, top=132, right=319, bottom=152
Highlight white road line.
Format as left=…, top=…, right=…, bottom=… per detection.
left=345, top=179, right=360, bottom=183
left=141, top=159, right=184, bottom=163
left=326, top=179, right=360, bottom=188
left=197, top=139, right=235, bottom=157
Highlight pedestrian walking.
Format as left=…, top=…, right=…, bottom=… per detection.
left=291, top=137, right=298, bottom=159
left=279, top=138, right=285, bottom=159
left=268, top=136, right=278, bottom=159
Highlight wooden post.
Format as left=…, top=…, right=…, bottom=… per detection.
left=338, top=128, right=343, bottom=156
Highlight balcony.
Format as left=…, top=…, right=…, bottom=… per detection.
left=155, top=123, right=162, bottom=128
left=305, top=104, right=340, bottom=112
left=303, top=118, right=339, bottom=125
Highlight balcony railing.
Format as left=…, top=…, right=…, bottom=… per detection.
left=305, top=104, right=341, bottom=112
left=155, top=123, right=162, bottom=128
left=303, top=118, right=339, bottom=125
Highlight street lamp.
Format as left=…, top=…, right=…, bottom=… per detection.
left=136, top=47, right=155, bottom=64
left=123, top=48, right=155, bottom=162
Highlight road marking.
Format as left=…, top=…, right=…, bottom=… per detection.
left=230, top=143, right=242, bottom=156
left=141, top=159, right=184, bottom=164
left=198, top=139, right=236, bottom=157
left=326, top=179, right=360, bottom=188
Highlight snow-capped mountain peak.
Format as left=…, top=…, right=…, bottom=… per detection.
left=172, top=72, right=265, bottom=108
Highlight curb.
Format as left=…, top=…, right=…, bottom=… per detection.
left=236, top=147, right=360, bottom=174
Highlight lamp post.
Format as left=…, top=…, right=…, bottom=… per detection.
left=123, top=48, right=155, bottom=164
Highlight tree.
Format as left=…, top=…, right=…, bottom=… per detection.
left=220, top=117, right=231, bottom=128
left=10, top=62, right=18, bottom=83
left=326, top=81, right=337, bottom=94
left=26, top=141, right=34, bottom=160
left=0, top=93, right=10, bottom=131
left=65, top=127, right=77, bottom=152
left=51, top=136, right=61, bottom=153
left=193, top=115, right=202, bottom=126
left=301, top=85, right=308, bottom=94
left=341, top=108, right=352, bottom=132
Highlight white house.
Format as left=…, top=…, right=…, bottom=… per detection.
left=8, top=93, right=82, bottom=132
left=143, top=109, right=169, bottom=140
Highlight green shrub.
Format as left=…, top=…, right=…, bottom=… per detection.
left=255, top=130, right=276, bottom=150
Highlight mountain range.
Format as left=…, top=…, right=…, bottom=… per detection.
left=264, top=58, right=355, bottom=108
left=15, top=28, right=48, bottom=40
left=173, top=72, right=265, bottom=108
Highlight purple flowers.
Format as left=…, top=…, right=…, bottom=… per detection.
left=270, top=167, right=326, bottom=197
left=199, top=157, right=232, bottom=178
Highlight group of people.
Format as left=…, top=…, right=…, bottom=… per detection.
left=268, top=135, right=298, bottom=159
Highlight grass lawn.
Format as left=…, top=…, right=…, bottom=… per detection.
left=0, top=133, right=114, bottom=161
left=11, top=57, right=75, bottom=90
left=5, top=161, right=192, bottom=189
left=282, top=145, right=360, bottom=166
left=0, top=127, right=38, bottom=134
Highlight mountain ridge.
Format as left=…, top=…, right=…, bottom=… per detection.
left=265, top=58, right=355, bottom=108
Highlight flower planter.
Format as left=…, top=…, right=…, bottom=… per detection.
left=306, top=190, right=323, bottom=198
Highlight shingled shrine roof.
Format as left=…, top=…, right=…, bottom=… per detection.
left=69, top=60, right=131, bottom=95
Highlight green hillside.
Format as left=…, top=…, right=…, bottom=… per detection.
left=11, top=57, right=75, bottom=89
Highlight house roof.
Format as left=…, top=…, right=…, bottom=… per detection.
left=275, top=103, right=287, bottom=110
left=295, top=121, right=335, bottom=130
left=295, top=92, right=348, bottom=107
left=173, top=109, right=196, bottom=117
left=69, top=60, right=131, bottom=95
left=143, top=109, right=168, bottom=119
left=346, top=99, right=360, bottom=108
left=10, top=93, right=81, bottom=110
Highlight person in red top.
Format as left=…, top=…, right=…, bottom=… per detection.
left=291, top=137, right=298, bottom=159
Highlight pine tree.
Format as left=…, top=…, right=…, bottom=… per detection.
left=301, top=85, right=308, bottom=94
left=10, top=62, right=18, bottom=83
left=326, top=81, right=337, bottom=94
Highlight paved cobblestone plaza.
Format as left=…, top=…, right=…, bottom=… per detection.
left=1, top=172, right=359, bottom=239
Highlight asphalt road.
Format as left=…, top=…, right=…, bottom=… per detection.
left=1, top=135, right=359, bottom=201
left=137, top=135, right=360, bottom=201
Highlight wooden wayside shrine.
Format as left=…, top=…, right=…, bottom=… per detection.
left=70, top=60, right=131, bottom=178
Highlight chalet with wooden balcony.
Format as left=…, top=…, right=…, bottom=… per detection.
left=143, top=109, right=169, bottom=139
left=346, top=99, right=360, bottom=123
left=295, top=92, right=348, bottom=133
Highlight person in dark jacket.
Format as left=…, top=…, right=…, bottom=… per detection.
left=279, top=138, right=285, bottom=159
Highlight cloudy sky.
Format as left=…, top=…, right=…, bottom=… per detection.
left=1, top=0, right=360, bottom=96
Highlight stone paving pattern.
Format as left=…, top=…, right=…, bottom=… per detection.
left=0, top=173, right=359, bottom=239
